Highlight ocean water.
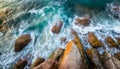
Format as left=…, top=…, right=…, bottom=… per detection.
left=0, top=0, right=120, bottom=69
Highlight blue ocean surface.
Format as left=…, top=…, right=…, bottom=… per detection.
left=0, top=0, right=120, bottom=69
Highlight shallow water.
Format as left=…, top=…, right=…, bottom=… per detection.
left=0, top=0, right=120, bottom=69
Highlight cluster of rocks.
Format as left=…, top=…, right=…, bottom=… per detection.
left=12, top=18, right=120, bottom=69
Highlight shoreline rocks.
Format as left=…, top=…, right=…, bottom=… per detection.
left=51, top=21, right=63, bottom=34
left=33, top=59, right=59, bottom=69
left=71, top=29, right=88, bottom=69
left=114, top=52, right=120, bottom=60
left=86, top=49, right=103, bottom=69
left=115, top=37, right=120, bottom=45
left=14, top=34, right=32, bottom=52
left=31, top=57, right=45, bottom=69
left=88, top=32, right=104, bottom=48
left=75, top=17, right=91, bottom=26
left=105, top=36, right=118, bottom=48
left=14, top=58, right=28, bottom=69
left=49, top=48, right=64, bottom=61
left=59, top=41, right=87, bottom=69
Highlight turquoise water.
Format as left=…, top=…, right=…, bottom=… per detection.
left=0, top=0, right=120, bottom=69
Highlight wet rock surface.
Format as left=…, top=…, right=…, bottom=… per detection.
left=33, top=59, right=59, bottom=69
left=31, top=57, right=45, bottom=69
left=114, top=52, right=120, bottom=60
left=14, top=58, right=28, bottom=69
left=51, top=21, right=63, bottom=34
left=75, top=17, right=91, bottom=26
left=88, top=32, right=104, bottom=48
left=115, top=37, right=120, bottom=45
left=49, top=48, right=64, bottom=61
left=59, top=41, right=86, bottom=69
left=14, top=34, right=31, bottom=52
left=105, top=36, right=118, bottom=48
left=86, top=49, right=103, bottom=69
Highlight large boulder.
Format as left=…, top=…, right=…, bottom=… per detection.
left=51, top=21, right=63, bottom=34
left=105, top=36, right=118, bottom=48
left=33, top=59, right=59, bottom=69
left=49, top=48, right=64, bottom=61
left=59, top=41, right=87, bottom=69
left=31, top=57, right=45, bottom=69
left=86, top=49, right=103, bottom=69
left=75, top=17, right=91, bottom=26
left=114, top=52, right=120, bottom=60
left=102, top=52, right=117, bottom=69
left=14, top=34, right=31, bottom=52
left=88, top=32, right=104, bottom=48
left=71, top=29, right=88, bottom=69
left=14, top=58, right=28, bottom=69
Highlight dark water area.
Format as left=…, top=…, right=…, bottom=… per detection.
left=0, top=0, right=120, bottom=69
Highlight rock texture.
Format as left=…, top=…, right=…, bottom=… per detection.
left=88, top=32, right=104, bottom=48
left=115, top=37, right=120, bottom=45
left=14, top=58, right=28, bottom=69
left=49, top=48, right=64, bottom=61
left=51, top=21, right=63, bottom=34
left=14, top=34, right=31, bottom=52
left=102, top=52, right=117, bottom=69
left=33, top=59, right=59, bottom=69
left=114, top=52, right=120, bottom=60
left=71, top=29, right=88, bottom=69
left=105, top=36, right=118, bottom=48
left=59, top=41, right=86, bottom=69
left=31, top=57, right=45, bottom=69
left=86, top=49, right=103, bottom=69
left=75, top=17, right=91, bottom=26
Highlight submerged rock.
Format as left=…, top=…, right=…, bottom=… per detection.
left=49, top=48, right=64, bottom=61
left=31, top=57, right=45, bottom=69
left=14, top=34, right=31, bottom=52
left=51, top=21, right=63, bottom=34
left=60, top=37, right=66, bottom=43
left=59, top=41, right=87, bottom=69
left=75, top=17, right=91, bottom=26
left=14, top=58, right=28, bottom=69
left=33, top=59, right=59, bottom=69
left=105, top=36, right=118, bottom=48
left=114, top=52, right=120, bottom=60
left=86, top=49, right=103, bottom=69
left=88, top=32, right=104, bottom=48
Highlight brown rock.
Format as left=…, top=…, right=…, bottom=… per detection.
left=75, top=17, right=91, bottom=26
left=111, top=57, right=120, bottom=69
left=14, top=34, right=31, bottom=52
left=31, top=57, right=45, bottom=69
left=71, top=29, right=88, bottom=69
left=59, top=41, right=86, bottom=69
left=86, top=49, right=103, bottom=69
left=102, top=52, right=117, bottom=69
left=49, top=48, right=64, bottom=61
left=14, top=58, right=27, bottom=69
left=114, top=52, right=120, bottom=60
left=33, top=59, right=59, bottom=69
left=115, top=37, right=120, bottom=45
left=88, top=32, right=104, bottom=48
left=105, top=36, right=118, bottom=48
left=51, top=21, right=63, bottom=34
